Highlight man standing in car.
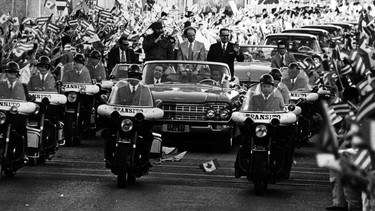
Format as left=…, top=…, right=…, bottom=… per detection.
left=107, top=37, right=138, bottom=76
left=207, top=28, right=244, bottom=80
left=142, top=21, right=174, bottom=61
left=271, top=41, right=296, bottom=68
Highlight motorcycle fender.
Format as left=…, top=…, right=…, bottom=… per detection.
left=27, top=127, right=41, bottom=148
left=117, top=137, right=131, bottom=144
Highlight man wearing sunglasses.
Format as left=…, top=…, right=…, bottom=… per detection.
left=207, top=28, right=244, bottom=81
left=107, top=36, right=137, bottom=76
left=27, top=56, right=56, bottom=91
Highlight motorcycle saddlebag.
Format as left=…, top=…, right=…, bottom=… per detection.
left=150, top=132, right=162, bottom=158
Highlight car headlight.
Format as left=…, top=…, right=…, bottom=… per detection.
left=0, top=112, right=6, bottom=125
left=219, top=109, right=230, bottom=120
left=206, top=108, right=216, bottom=119
left=121, top=119, right=133, bottom=132
left=255, top=125, right=267, bottom=138
left=67, top=92, right=77, bottom=103
left=10, top=105, right=18, bottom=114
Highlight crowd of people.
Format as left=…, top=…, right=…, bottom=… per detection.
left=2, top=0, right=375, bottom=210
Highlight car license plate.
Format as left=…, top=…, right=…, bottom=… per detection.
left=166, top=124, right=189, bottom=132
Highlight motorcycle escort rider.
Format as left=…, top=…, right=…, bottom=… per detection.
left=62, top=54, right=91, bottom=83
left=104, top=65, right=154, bottom=171
left=0, top=61, right=28, bottom=162
left=86, top=50, right=106, bottom=81
left=27, top=56, right=56, bottom=91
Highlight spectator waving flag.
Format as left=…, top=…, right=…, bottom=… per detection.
left=356, top=92, right=375, bottom=121
left=199, top=159, right=220, bottom=173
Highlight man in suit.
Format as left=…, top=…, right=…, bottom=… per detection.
left=142, top=21, right=174, bottom=61
left=107, top=36, right=137, bottom=76
left=150, top=65, right=171, bottom=84
left=27, top=56, right=56, bottom=91
left=62, top=54, right=91, bottom=83
left=86, top=50, right=106, bottom=81
left=114, top=65, right=152, bottom=106
left=0, top=61, right=27, bottom=100
left=281, top=63, right=310, bottom=91
left=271, top=41, right=296, bottom=69
left=177, top=26, right=206, bottom=61
left=246, top=74, right=284, bottom=111
left=207, top=28, right=244, bottom=80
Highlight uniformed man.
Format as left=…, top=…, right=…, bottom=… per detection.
left=62, top=54, right=91, bottom=83
left=27, top=56, right=56, bottom=91
left=86, top=50, right=106, bottom=81
left=0, top=61, right=27, bottom=100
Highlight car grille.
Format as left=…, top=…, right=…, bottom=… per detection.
left=161, top=104, right=229, bottom=121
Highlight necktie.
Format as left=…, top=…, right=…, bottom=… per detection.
left=9, top=82, right=13, bottom=93
left=281, top=55, right=285, bottom=67
left=188, top=43, right=193, bottom=60
left=121, top=50, right=126, bottom=63
left=132, top=85, right=136, bottom=94
left=155, top=79, right=159, bottom=84
left=222, top=43, right=226, bottom=54
left=291, top=79, right=295, bottom=89
left=41, top=75, right=45, bottom=85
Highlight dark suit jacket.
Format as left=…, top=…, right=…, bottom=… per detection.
left=0, top=80, right=26, bottom=100
left=207, top=42, right=244, bottom=76
left=27, top=72, right=56, bottom=91
left=107, top=46, right=137, bottom=75
left=62, top=66, right=91, bottom=83
left=114, top=84, right=152, bottom=106
left=247, top=93, right=284, bottom=111
left=281, top=77, right=309, bottom=91
left=271, top=52, right=296, bottom=68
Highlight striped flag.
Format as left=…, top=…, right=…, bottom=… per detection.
left=56, top=0, right=67, bottom=11
left=329, top=107, right=342, bottom=125
left=68, top=19, right=78, bottom=27
left=12, top=42, right=34, bottom=57
left=332, top=102, right=352, bottom=116
left=80, top=19, right=90, bottom=29
left=353, top=149, right=372, bottom=171
left=36, top=16, right=50, bottom=26
left=94, top=5, right=104, bottom=12
left=317, top=100, right=339, bottom=156
left=356, top=92, right=375, bottom=121
left=99, top=10, right=112, bottom=19
left=47, top=23, right=60, bottom=34
left=357, top=76, right=375, bottom=96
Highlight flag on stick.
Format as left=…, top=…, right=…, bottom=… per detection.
left=199, top=159, right=220, bottom=173
left=44, top=0, right=55, bottom=9
left=161, top=151, right=187, bottom=162
left=56, top=0, right=67, bottom=11
left=317, top=100, right=339, bottom=156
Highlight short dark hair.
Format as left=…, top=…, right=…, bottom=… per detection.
left=277, top=41, right=286, bottom=48
left=118, top=36, right=128, bottom=44
left=219, top=28, right=230, bottom=35
left=183, top=26, right=196, bottom=37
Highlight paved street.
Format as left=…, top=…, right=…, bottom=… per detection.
left=0, top=134, right=331, bottom=211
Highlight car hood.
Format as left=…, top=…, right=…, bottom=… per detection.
left=151, top=84, right=236, bottom=103
left=234, top=61, right=271, bottom=82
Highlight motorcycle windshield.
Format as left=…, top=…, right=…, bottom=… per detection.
left=108, top=79, right=154, bottom=106
left=280, top=63, right=311, bottom=92
left=240, top=86, right=285, bottom=112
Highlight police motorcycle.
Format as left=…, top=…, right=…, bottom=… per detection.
left=233, top=74, right=301, bottom=195
left=98, top=78, right=164, bottom=188
left=0, top=99, right=40, bottom=177
left=26, top=90, right=67, bottom=165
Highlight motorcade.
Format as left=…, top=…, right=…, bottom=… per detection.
left=232, top=88, right=300, bottom=195
left=323, top=22, right=355, bottom=34
left=27, top=90, right=67, bottom=165
left=263, top=33, right=323, bottom=61
left=60, top=82, right=100, bottom=146
left=98, top=78, right=164, bottom=188
left=140, top=60, right=242, bottom=152
left=300, top=24, right=344, bottom=40
left=0, top=98, right=39, bottom=177
left=234, top=45, right=276, bottom=86
left=281, top=28, right=332, bottom=50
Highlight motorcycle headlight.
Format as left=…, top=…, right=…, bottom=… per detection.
left=206, top=108, right=216, bottom=119
left=0, top=112, right=6, bottom=125
left=34, top=104, right=40, bottom=114
left=219, top=109, right=230, bottom=120
left=67, top=92, right=77, bottom=103
left=10, top=106, right=18, bottom=114
left=255, top=125, right=267, bottom=138
left=79, top=87, right=86, bottom=94
left=121, top=119, right=133, bottom=132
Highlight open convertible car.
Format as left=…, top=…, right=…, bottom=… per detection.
left=140, top=60, right=242, bottom=152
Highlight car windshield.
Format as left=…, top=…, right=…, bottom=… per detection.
left=239, top=46, right=276, bottom=62
left=265, top=36, right=320, bottom=53
left=110, top=64, right=142, bottom=81
left=107, top=78, right=154, bottom=106
left=142, top=61, right=231, bottom=85
left=239, top=85, right=285, bottom=112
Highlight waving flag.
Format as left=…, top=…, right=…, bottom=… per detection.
left=356, top=92, right=375, bottom=121
left=56, top=0, right=67, bottom=11
left=47, top=23, right=60, bottom=34
left=12, top=42, right=35, bottom=57
left=0, top=13, right=10, bottom=25
left=199, top=159, right=220, bottom=173
left=44, top=0, right=55, bottom=9
left=317, top=100, right=339, bottom=156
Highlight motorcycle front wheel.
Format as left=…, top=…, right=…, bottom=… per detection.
left=117, top=144, right=130, bottom=188
left=64, top=113, right=77, bottom=147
